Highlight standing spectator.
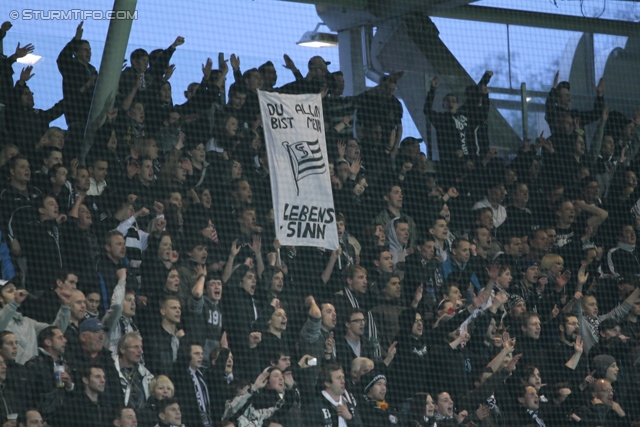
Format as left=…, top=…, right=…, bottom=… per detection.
left=374, top=185, right=417, bottom=248
left=102, top=270, right=139, bottom=355
left=0, top=281, right=71, bottom=364
left=56, top=22, right=98, bottom=157
left=154, top=398, right=183, bottom=427
left=145, top=296, right=183, bottom=376
left=0, top=331, right=31, bottom=408
left=25, top=327, right=74, bottom=425
left=5, top=69, right=64, bottom=159
left=186, top=272, right=224, bottom=365
left=66, top=318, right=123, bottom=406
left=472, top=181, right=508, bottom=229
left=0, top=156, right=43, bottom=258
left=96, top=232, right=128, bottom=313
left=305, top=364, right=363, bottom=427
left=139, top=376, right=174, bottom=427
left=357, top=370, right=399, bottom=427
left=113, top=332, right=153, bottom=411
left=63, top=365, right=112, bottom=427
left=172, top=342, right=212, bottom=427
left=0, top=353, right=21, bottom=426
left=298, top=297, right=337, bottom=392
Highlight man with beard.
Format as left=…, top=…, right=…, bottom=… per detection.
left=26, top=327, right=74, bottom=425
left=63, top=365, right=112, bottom=427
left=546, top=314, right=588, bottom=392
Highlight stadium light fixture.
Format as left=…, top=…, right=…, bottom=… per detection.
left=297, top=23, right=338, bottom=48
left=16, top=54, right=42, bottom=65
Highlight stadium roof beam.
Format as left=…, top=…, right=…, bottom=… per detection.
left=430, top=5, right=640, bottom=38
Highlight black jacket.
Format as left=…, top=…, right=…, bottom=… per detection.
left=171, top=348, right=211, bottom=427
left=56, top=37, right=98, bottom=125
left=144, top=325, right=180, bottom=376
left=358, top=396, right=399, bottom=427
left=63, top=392, right=112, bottom=427
left=305, top=392, right=363, bottom=427
left=389, top=309, right=429, bottom=404
left=24, top=350, right=74, bottom=424
left=65, top=348, right=124, bottom=406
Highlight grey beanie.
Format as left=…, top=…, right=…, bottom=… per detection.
left=592, top=354, right=616, bottom=379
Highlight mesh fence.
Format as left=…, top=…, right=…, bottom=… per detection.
left=0, top=1, right=640, bottom=427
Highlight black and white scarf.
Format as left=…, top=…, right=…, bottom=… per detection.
left=343, top=287, right=381, bottom=358
left=189, top=367, right=211, bottom=427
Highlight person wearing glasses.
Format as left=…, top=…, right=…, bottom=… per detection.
left=336, top=308, right=382, bottom=373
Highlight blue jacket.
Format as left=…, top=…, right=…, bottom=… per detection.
left=440, top=257, right=481, bottom=291
left=0, top=230, right=15, bottom=280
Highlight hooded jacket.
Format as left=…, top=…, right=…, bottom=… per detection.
left=388, top=309, right=429, bottom=404
left=0, top=301, right=70, bottom=364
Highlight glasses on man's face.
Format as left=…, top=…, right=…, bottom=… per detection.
left=414, top=319, right=423, bottom=325
left=350, top=318, right=365, bottom=324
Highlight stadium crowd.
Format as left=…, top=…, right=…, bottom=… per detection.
left=2, top=17, right=640, bottom=427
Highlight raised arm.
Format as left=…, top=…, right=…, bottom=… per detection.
left=423, top=76, right=440, bottom=122
left=573, top=200, right=608, bottom=228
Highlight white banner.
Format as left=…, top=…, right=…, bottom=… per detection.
left=258, top=90, right=339, bottom=250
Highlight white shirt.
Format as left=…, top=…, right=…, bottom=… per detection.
left=472, top=197, right=507, bottom=228
left=87, top=177, right=106, bottom=196
left=322, top=390, right=348, bottom=427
